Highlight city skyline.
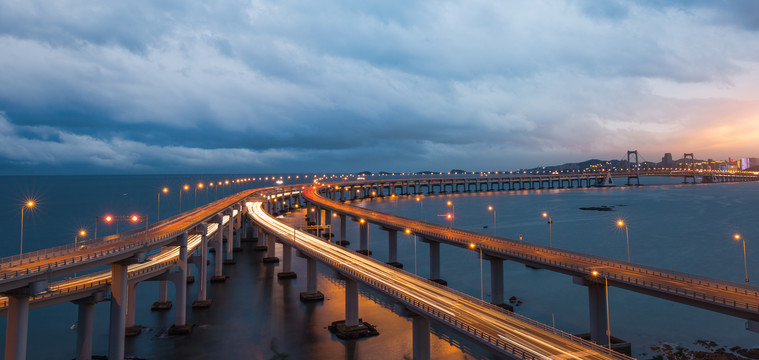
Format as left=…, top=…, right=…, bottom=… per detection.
left=1, top=1, right=758, bottom=175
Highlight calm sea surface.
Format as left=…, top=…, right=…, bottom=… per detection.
left=0, top=175, right=757, bottom=358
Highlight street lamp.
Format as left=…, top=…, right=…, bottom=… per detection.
left=195, top=183, right=204, bottom=207
left=488, top=206, right=497, bottom=236
left=405, top=229, right=416, bottom=274
left=447, top=201, right=455, bottom=227
left=617, top=219, right=630, bottom=262
left=179, top=184, right=189, bottom=212
left=542, top=212, right=552, bottom=247
left=157, top=187, right=168, bottom=221
left=75, top=229, right=87, bottom=245
left=469, top=243, right=484, bottom=300
left=735, top=234, right=749, bottom=283
left=20, top=200, right=36, bottom=255
left=591, top=270, right=612, bottom=349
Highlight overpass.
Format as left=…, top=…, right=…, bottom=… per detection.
left=286, top=175, right=759, bottom=348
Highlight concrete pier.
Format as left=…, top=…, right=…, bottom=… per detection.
left=300, top=257, right=324, bottom=301
left=169, top=232, right=192, bottom=335
left=263, top=232, right=279, bottom=263
left=277, top=243, right=297, bottom=279
left=193, top=226, right=212, bottom=308
left=427, top=240, right=446, bottom=285
left=413, top=316, right=431, bottom=360
left=357, top=220, right=371, bottom=255
left=73, top=293, right=103, bottom=360
left=386, top=229, right=402, bottom=268
left=108, top=262, right=128, bottom=360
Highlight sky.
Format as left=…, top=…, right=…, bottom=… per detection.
left=1, top=0, right=758, bottom=175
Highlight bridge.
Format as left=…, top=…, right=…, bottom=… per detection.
left=0, top=171, right=757, bottom=359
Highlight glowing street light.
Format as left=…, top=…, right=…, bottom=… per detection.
left=179, top=184, right=189, bottom=212
left=75, top=229, right=87, bottom=245
left=542, top=212, right=552, bottom=247
left=617, top=219, right=630, bottom=262
left=447, top=201, right=455, bottom=227
left=20, top=200, right=36, bottom=255
left=195, top=183, right=204, bottom=207
left=735, top=234, right=749, bottom=283
left=157, top=187, right=168, bottom=221
left=469, top=243, right=484, bottom=300
left=416, top=196, right=424, bottom=220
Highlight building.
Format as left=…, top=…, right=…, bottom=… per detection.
left=661, top=153, right=674, bottom=167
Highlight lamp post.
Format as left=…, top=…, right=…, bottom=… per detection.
left=179, top=184, right=189, bottom=212
left=591, top=270, right=612, bottom=349
left=735, top=234, right=749, bottom=283
left=488, top=206, right=497, bottom=236
left=157, top=187, right=168, bottom=221
left=405, top=229, right=416, bottom=274
left=469, top=243, right=484, bottom=300
left=447, top=201, right=455, bottom=227
left=20, top=200, right=35, bottom=255
left=617, top=219, right=630, bottom=262
left=195, top=183, right=204, bottom=207
left=75, top=229, right=86, bottom=245
left=542, top=212, right=552, bottom=247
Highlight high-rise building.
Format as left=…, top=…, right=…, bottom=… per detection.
left=661, top=153, right=674, bottom=167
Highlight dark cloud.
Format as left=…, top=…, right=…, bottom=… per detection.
left=0, top=1, right=758, bottom=175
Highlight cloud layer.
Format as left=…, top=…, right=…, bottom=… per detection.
left=1, top=0, right=758, bottom=174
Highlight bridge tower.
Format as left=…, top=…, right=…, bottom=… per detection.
left=683, top=153, right=696, bottom=184
left=626, top=150, right=640, bottom=186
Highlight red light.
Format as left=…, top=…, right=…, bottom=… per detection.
left=105, top=215, right=113, bottom=222
left=131, top=215, right=139, bottom=222
left=446, top=213, right=452, bottom=219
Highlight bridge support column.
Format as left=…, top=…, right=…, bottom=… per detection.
left=224, top=211, right=235, bottom=264
left=413, top=316, right=431, bottom=360
left=4, top=294, right=30, bottom=360
left=125, top=283, right=141, bottom=336
left=490, top=258, right=506, bottom=307
left=277, top=243, right=296, bottom=279
left=263, top=232, right=279, bottom=263
left=152, top=245, right=173, bottom=310
left=588, top=282, right=608, bottom=345
left=254, top=225, right=267, bottom=251
left=211, top=216, right=227, bottom=282
left=300, top=257, right=324, bottom=301
left=428, top=240, right=446, bottom=285
left=324, top=209, right=332, bottom=241
left=108, top=262, right=128, bottom=360
left=345, top=278, right=359, bottom=326
left=169, top=232, right=191, bottom=334
left=386, top=230, right=402, bottom=268
left=73, top=293, right=103, bottom=360
left=193, top=228, right=212, bottom=308
left=337, top=214, right=348, bottom=246
left=357, top=220, right=371, bottom=255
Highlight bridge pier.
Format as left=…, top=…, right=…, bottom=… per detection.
left=224, top=209, right=235, bottom=264
left=328, top=276, right=378, bottom=339
left=357, top=220, right=371, bottom=255
left=489, top=257, right=510, bottom=310
left=324, top=209, right=332, bottom=241
left=4, top=294, right=30, bottom=360
left=386, top=229, right=402, bottom=268
left=427, top=239, right=446, bottom=285
left=277, top=243, right=297, bottom=279
left=125, top=283, right=141, bottom=336
left=263, top=232, right=279, bottom=263
left=573, top=276, right=608, bottom=345
left=338, top=214, right=349, bottom=246
left=210, top=215, right=227, bottom=282
left=73, top=292, right=103, bottom=360
left=152, top=245, right=173, bottom=310
left=192, top=226, right=212, bottom=308
left=412, top=315, right=431, bottom=360
left=300, top=256, right=324, bottom=301
left=108, top=262, right=128, bottom=360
